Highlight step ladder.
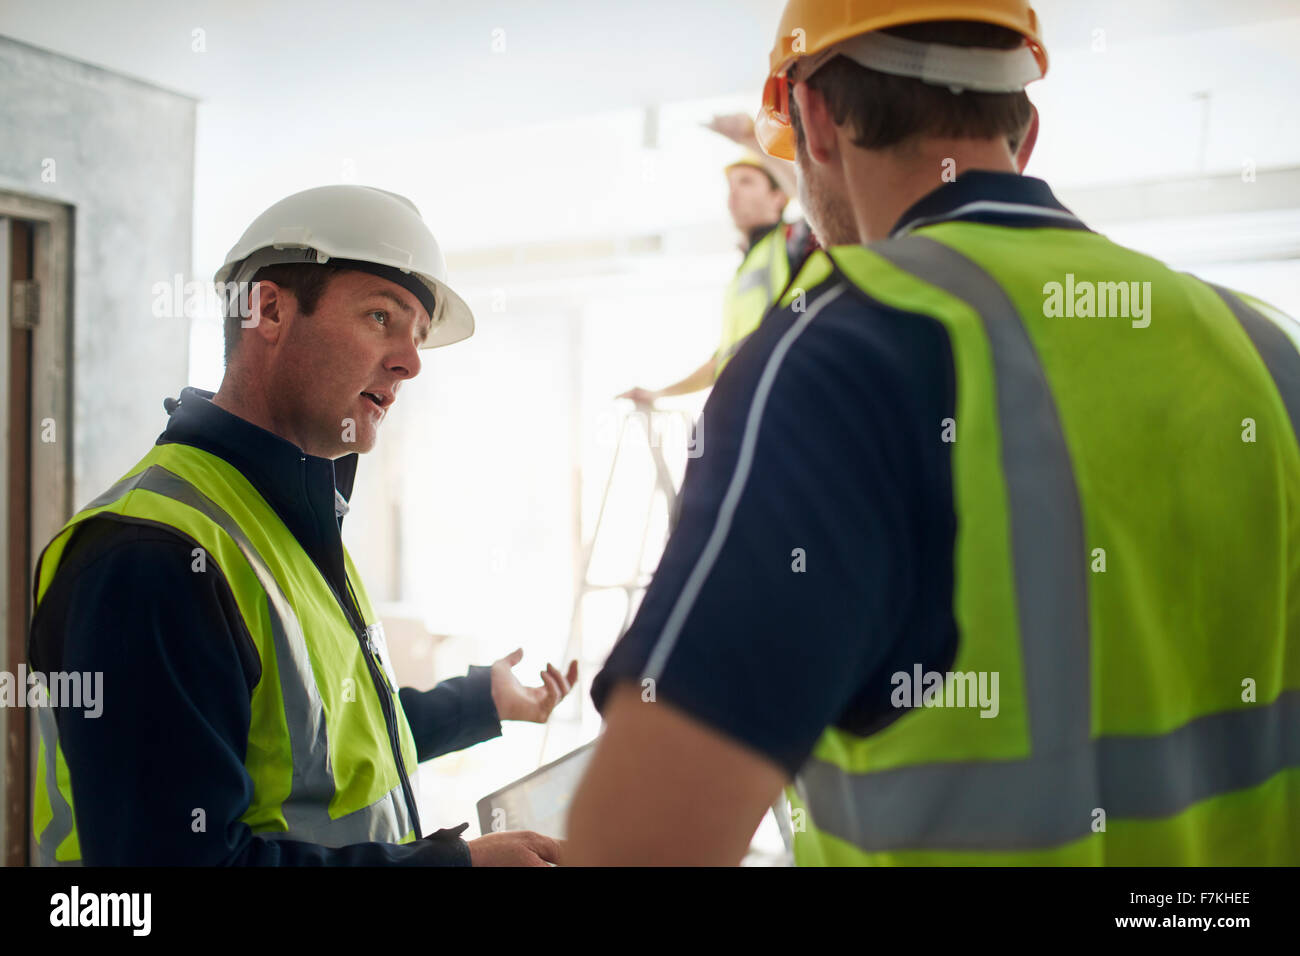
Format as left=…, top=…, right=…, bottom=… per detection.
left=541, top=403, right=688, bottom=762
left=539, top=403, right=795, bottom=863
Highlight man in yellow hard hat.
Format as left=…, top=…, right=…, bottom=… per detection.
left=618, top=116, right=815, bottom=406
left=568, top=0, right=1300, bottom=865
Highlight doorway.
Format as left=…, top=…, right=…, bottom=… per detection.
left=0, top=192, right=72, bottom=867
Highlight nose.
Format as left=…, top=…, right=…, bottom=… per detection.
left=388, top=332, right=422, bottom=381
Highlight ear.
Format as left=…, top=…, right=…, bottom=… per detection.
left=792, top=81, right=838, bottom=166
left=1014, top=101, right=1039, bottom=173
left=247, top=280, right=288, bottom=346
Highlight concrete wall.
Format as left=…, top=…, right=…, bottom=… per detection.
left=0, top=34, right=195, bottom=505
left=0, top=34, right=194, bottom=863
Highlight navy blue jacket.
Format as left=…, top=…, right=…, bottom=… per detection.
left=593, top=172, right=1089, bottom=777
left=28, top=387, right=501, bottom=865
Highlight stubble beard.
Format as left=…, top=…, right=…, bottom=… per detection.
left=796, top=138, right=861, bottom=248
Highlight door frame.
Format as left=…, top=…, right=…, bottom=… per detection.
left=0, top=190, right=72, bottom=867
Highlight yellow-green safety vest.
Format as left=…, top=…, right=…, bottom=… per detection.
left=715, top=225, right=791, bottom=378
left=31, top=441, right=422, bottom=865
left=779, top=225, right=1300, bottom=865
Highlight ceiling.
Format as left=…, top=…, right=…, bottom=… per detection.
left=5, top=0, right=1300, bottom=269
left=4, top=1, right=1297, bottom=130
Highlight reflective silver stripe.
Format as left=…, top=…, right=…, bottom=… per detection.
left=258, top=781, right=415, bottom=847
left=735, top=231, right=782, bottom=298
left=93, top=465, right=339, bottom=834
left=874, top=236, right=1091, bottom=749
left=644, top=284, right=847, bottom=682
left=735, top=266, right=770, bottom=296
left=41, top=464, right=410, bottom=855
left=1211, top=285, right=1300, bottom=446
left=721, top=236, right=785, bottom=370
left=796, top=689, right=1300, bottom=852
left=793, top=238, right=1300, bottom=854
left=34, top=682, right=80, bottom=866
left=894, top=200, right=1083, bottom=238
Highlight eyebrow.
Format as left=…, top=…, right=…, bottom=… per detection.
left=367, top=288, right=431, bottom=343
left=368, top=289, right=415, bottom=316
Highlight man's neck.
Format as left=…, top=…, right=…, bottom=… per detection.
left=844, top=138, right=1019, bottom=243
left=213, top=371, right=314, bottom=458
left=741, top=220, right=782, bottom=253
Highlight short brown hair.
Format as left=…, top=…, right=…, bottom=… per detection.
left=223, top=263, right=340, bottom=363
left=791, top=20, right=1033, bottom=153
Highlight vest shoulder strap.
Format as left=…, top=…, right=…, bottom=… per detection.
left=778, top=249, right=836, bottom=309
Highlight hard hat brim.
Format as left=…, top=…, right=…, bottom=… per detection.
left=422, top=277, right=474, bottom=349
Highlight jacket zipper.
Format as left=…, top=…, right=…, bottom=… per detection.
left=297, top=460, right=422, bottom=839
left=336, top=574, right=423, bottom=840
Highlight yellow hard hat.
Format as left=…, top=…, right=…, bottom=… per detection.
left=755, top=0, right=1049, bottom=160
left=724, top=152, right=786, bottom=193
left=725, top=152, right=769, bottom=175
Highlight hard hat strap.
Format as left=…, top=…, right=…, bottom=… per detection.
left=795, top=30, right=1043, bottom=94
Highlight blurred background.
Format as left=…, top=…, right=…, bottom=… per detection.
left=1, top=0, right=1299, bottom=860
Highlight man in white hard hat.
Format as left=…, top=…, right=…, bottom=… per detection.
left=29, top=185, right=576, bottom=866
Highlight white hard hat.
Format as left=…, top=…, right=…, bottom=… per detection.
left=214, top=184, right=474, bottom=349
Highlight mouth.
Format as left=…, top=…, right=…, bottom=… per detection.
left=361, top=391, right=393, bottom=411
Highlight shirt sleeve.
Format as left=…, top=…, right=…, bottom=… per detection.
left=591, top=287, right=956, bottom=778
left=29, top=520, right=472, bottom=866
left=399, top=668, right=502, bottom=763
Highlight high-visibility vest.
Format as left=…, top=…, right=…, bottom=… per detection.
left=31, top=441, right=421, bottom=865
left=779, top=224, right=1300, bottom=865
left=715, top=225, right=792, bottom=378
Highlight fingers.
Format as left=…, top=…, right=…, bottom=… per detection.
left=622, top=388, right=654, bottom=407
left=488, top=651, right=577, bottom=721
left=529, top=833, right=564, bottom=865
left=491, top=647, right=522, bottom=671
left=469, top=831, right=564, bottom=866
left=703, top=113, right=755, bottom=144
left=539, top=668, right=561, bottom=706
left=546, top=662, right=571, bottom=697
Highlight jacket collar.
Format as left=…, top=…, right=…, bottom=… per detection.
left=156, top=387, right=359, bottom=556
left=889, top=170, right=1088, bottom=238
left=744, top=221, right=784, bottom=255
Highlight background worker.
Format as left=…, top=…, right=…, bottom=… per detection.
left=618, top=114, right=815, bottom=406
left=569, top=0, right=1300, bottom=865
left=29, top=185, right=576, bottom=866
